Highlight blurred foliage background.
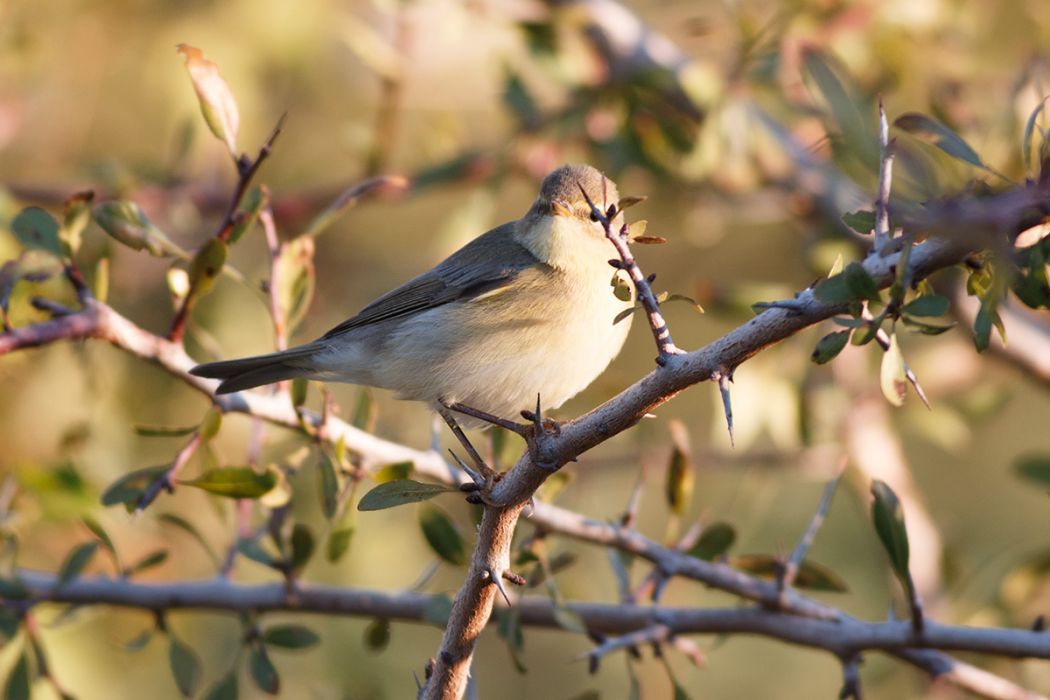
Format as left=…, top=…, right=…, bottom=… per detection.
left=2, top=0, right=1050, bottom=697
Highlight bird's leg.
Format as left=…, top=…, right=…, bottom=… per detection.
left=437, top=404, right=498, bottom=487
left=445, top=402, right=530, bottom=438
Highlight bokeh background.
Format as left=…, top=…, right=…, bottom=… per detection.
left=2, top=0, right=1050, bottom=697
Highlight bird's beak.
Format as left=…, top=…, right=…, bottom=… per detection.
left=550, top=199, right=573, bottom=218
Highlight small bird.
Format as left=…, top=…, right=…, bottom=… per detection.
left=191, top=164, right=635, bottom=428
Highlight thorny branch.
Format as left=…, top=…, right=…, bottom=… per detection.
left=1, top=178, right=1046, bottom=698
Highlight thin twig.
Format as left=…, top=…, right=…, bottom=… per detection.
left=578, top=186, right=684, bottom=360
left=134, top=432, right=203, bottom=515
left=780, top=463, right=846, bottom=592
left=874, top=97, right=895, bottom=255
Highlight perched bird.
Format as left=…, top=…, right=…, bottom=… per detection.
left=191, top=164, right=635, bottom=427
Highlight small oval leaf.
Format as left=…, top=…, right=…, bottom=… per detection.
left=262, top=624, right=320, bottom=650
left=179, top=466, right=278, bottom=499
left=419, top=504, right=466, bottom=566
left=356, top=480, right=454, bottom=511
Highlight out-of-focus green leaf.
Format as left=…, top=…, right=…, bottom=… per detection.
left=731, top=554, right=848, bottom=592
left=351, top=387, right=377, bottom=432
left=288, top=523, right=315, bottom=572
left=551, top=604, right=586, bottom=634
left=800, top=48, right=873, bottom=160
left=687, top=522, right=736, bottom=561
left=363, top=618, right=390, bottom=652
left=228, top=186, right=266, bottom=245
left=188, top=238, right=227, bottom=298
left=879, top=333, right=907, bottom=407
left=894, top=112, right=984, bottom=168
left=870, top=480, right=913, bottom=597
left=326, top=527, right=354, bottom=563
left=158, top=513, right=220, bottom=568
left=56, top=542, right=98, bottom=586
left=1023, top=97, right=1049, bottom=175
left=419, top=504, right=465, bottom=566
left=124, top=549, right=168, bottom=577
left=179, top=465, right=278, bottom=499
left=262, top=624, right=320, bottom=650
left=1015, top=454, right=1050, bottom=487
left=92, top=201, right=182, bottom=257
left=202, top=670, right=238, bottom=700
left=100, top=465, right=168, bottom=510
left=665, top=420, right=693, bottom=516
left=133, top=424, right=198, bottom=438
left=275, top=235, right=315, bottom=333
left=842, top=210, right=875, bottom=235
left=503, top=68, right=539, bottom=126
left=82, top=516, right=116, bottom=556
left=122, top=628, right=153, bottom=652
left=317, top=451, right=339, bottom=520
left=357, top=480, right=455, bottom=511
left=901, top=316, right=956, bottom=335
left=4, top=651, right=30, bottom=700
left=169, top=635, right=202, bottom=698
left=237, top=538, right=278, bottom=568
left=12, top=207, right=63, bottom=257
left=373, top=461, right=413, bottom=484
left=901, top=294, right=950, bottom=318
left=811, top=330, right=850, bottom=364
left=176, top=44, right=239, bottom=156
left=199, top=408, right=222, bottom=441
left=974, top=297, right=1005, bottom=352
left=249, top=643, right=280, bottom=695
left=495, top=608, right=527, bottom=673
left=60, top=191, right=93, bottom=256
left=0, top=609, right=20, bottom=642
left=290, top=378, right=308, bottom=409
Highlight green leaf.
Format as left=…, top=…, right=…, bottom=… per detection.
left=100, top=465, right=167, bottom=509
left=12, top=207, right=63, bottom=257
left=814, top=262, right=880, bottom=303
left=288, top=523, right=315, bottom=572
left=610, top=272, right=632, bottom=302
left=356, top=479, right=455, bottom=511
left=82, top=516, right=116, bottom=556
left=179, top=465, right=278, bottom=499
left=316, top=451, right=339, bottom=520
left=92, top=201, right=181, bottom=257
left=249, top=643, right=280, bottom=695
left=177, top=44, right=240, bottom=156
left=665, top=420, right=693, bottom=516
left=870, top=479, right=913, bottom=597
left=228, top=186, right=266, bottom=245
left=374, top=461, right=413, bottom=484
left=894, top=112, right=984, bottom=168
left=199, top=408, right=223, bottom=441
left=237, top=538, right=278, bottom=568
left=363, top=618, right=390, bottom=652
left=800, top=48, right=873, bottom=159
left=879, top=333, right=907, bottom=407
left=901, top=294, right=950, bottom=318
left=1015, top=454, right=1050, bottom=487
left=0, top=609, right=20, bottom=643
left=133, top=424, right=199, bottom=438
left=687, top=522, right=736, bottom=561
left=262, top=624, right=320, bottom=650
left=122, top=628, right=153, bottom=652
left=793, top=559, right=850, bottom=592
left=901, top=316, right=956, bottom=335
left=495, top=608, right=526, bottom=673
left=169, top=635, right=202, bottom=698
left=326, top=527, right=354, bottom=563
left=60, top=191, right=93, bottom=256
left=351, top=387, right=377, bottom=432
left=502, top=68, right=539, bottom=126
left=202, top=670, right=238, bottom=700
left=56, top=542, right=98, bottom=586
left=290, top=378, right=308, bottom=409
left=842, top=210, right=875, bottom=235
left=275, top=236, right=316, bottom=334
left=419, top=504, right=466, bottom=566
left=125, top=549, right=168, bottom=577
left=973, top=297, right=1004, bottom=352
left=0, top=576, right=30, bottom=600
left=188, top=239, right=228, bottom=298
left=4, top=651, right=30, bottom=700
left=158, top=513, right=220, bottom=568
left=1023, top=97, right=1049, bottom=175
left=811, top=330, right=850, bottom=364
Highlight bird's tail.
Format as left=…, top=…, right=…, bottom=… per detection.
left=190, top=344, right=322, bottom=394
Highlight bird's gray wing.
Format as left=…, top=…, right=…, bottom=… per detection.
left=321, top=221, right=541, bottom=339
